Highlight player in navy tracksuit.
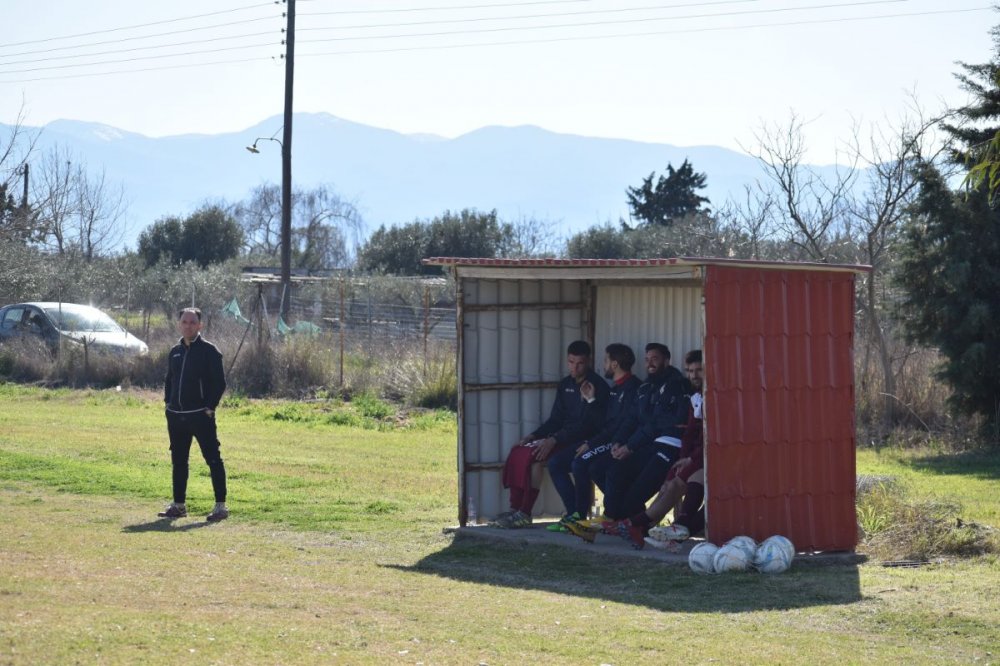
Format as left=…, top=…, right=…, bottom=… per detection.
left=601, top=343, right=690, bottom=521
left=555, top=343, right=641, bottom=520
left=494, top=340, right=609, bottom=528
left=623, top=349, right=706, bottom=548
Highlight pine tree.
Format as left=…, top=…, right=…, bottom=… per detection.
left=625, top=159, right=710, bottom=227
left=896, top=165, right=1000, bottom=435
left=896, top=26, right=1000, bottom=438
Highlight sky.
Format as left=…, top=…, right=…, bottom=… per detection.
left=0, top=0, right=996, bottom=165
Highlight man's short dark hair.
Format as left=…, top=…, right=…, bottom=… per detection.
left=567, top=340, right=591, bottom=357
left=179, top=307, right=203, bottom=322
left=684, top=349, right=702, bottom=365
left=605, top=343, right=635, bottom=372
left=645, top=342, right=670, bottom=359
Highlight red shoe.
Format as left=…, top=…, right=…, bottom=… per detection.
left=627, top=521, right=648, bottom=549
left=600, top=520, right=626, bottom=536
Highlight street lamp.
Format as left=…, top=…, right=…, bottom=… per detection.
left=245, top=130, right=291, bottom=320
left=245, top=136, right=281, bottom=154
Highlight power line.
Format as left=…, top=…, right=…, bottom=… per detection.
left=0, top=0, right=756, bottom=65
left=0, top=42, right=280, bottom=76
left=0, top=0, right=972, bottom=71
left=296, top=0, right=589, bottom=13
left=299, top=0, right=763, bottom=30
left=294, top=0, right=916, bottom=42
left=0, top=16, right=283, bottom=58
left=295, top=5, right=990, bottom=55
left=0, top=55, right=277, bottom=85
left=0, top=5, right=987, bottom=84
left=0, top=2, right=278, bottom=49
left=0, top=32, right=279, bottom=67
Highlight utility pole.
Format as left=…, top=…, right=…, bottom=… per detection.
left=280, top=0, right=296, bottom=321
left=18, top=163, right=28, bottom=207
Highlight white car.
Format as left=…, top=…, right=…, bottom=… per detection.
left=0, top=302, right=149, bottom=356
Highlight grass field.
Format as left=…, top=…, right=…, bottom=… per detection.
left=1, top=385, right=999, bottom=665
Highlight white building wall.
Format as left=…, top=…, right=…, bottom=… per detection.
left=594, top=284, right=704, bottom=372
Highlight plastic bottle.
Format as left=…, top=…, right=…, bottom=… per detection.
left=467, top=496, right=477, bottom=525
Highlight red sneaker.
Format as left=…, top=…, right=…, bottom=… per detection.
left=627, top=521, right=648, bottom=549
left=600, top=520, right=625, bottom=536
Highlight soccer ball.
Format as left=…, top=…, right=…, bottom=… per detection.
left=753, top=535, right=795, bottom=574
left=688, top=542, right=719, bottom=574
left=724, top=535, right=757, bottom=561
left=713, top=543, right=751, bottom=572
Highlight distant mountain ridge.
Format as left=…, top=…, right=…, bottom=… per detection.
left=4, top=112, right=833, bottom=249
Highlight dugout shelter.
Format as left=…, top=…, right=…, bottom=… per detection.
left=424, top=256, right=869, bottom=552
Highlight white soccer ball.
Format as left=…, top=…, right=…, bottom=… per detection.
left=713, top=543, right=751, bottom=572
left=765, top=535, right=795, bottom=560
left=724, top=535, right=757, bottom=561
left=688, top=542, right=719, bottom=574
left=753, top=535, right=795, bottom=574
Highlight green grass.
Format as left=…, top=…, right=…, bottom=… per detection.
left=856, top=447, right=1000, bottom=527
left=1, top=384, right=999, bottom=664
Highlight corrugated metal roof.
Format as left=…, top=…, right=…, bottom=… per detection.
left=426, top=257, right=687, bottom=267
left=703, top=265, right=858, bottom=552
left=424, top=256, right=871, bottom=273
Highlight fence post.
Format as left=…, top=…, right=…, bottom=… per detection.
left=423, top=285, right=430, bottom=378
left=366, top=281, right=373, bottom=346
left=339, top=277, right=345, bottom=387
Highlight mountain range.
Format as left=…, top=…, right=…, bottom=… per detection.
left=5, top=112, right=839, bottom=249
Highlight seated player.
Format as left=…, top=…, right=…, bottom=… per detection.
left=599, top=343, right=689, bottom=523
left=543, top=343, right=640, bottom=533
left=491, top=340, right=609, bottom=528
left=612, top=350, right=704, bottom=548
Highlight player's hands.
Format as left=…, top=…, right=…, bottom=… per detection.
left=575, top=442, right=589, bottom=457
left=580, top=381, right=595, bottom=402
left=611, top=443, right=631, bottom=460
left=533, top=437, right=556, bottom=461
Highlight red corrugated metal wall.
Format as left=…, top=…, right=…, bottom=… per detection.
left=703, top=266, right=857, bottom=551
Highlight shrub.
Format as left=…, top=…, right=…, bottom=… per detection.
left=0, top=337, right=53, bottom=382
left=380, top=340, right=457, bottom=410
left=856, top=475, right=1000, bottom=561
left=230, top=342, right=275, bottom=397
left=272, top=335, right=336, bottom=397
left=352, top=391, right=393, bottom=420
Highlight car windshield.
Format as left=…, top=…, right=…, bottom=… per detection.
left=42, top=305, right=124, bottom=333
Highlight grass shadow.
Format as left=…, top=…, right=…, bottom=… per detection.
left=121, top=518, right=215, bottom=533
left=902, top=449, right=1000, bottom=481
left=383, top=534, right=862, bottom=613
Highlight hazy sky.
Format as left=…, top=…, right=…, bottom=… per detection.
left=0, top=0, right=995, bottom=163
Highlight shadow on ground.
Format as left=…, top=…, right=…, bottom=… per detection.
left=383, top=523, right=863, bottom=613
left=902, top=449, right=1000, bottom=481
left=121, top=518, right=215, bottom=533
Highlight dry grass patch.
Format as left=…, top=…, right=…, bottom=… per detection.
left=857, top=476, right=1000, bottom=562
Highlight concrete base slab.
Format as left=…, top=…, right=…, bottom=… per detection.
left=445, top=520, right=864, bottom=567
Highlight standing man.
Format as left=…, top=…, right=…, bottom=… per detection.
left=159, top=307, right=230, bottom=522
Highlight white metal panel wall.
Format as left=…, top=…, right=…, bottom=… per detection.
left=594, top=284, right=703, bottom=372
left=461, top=279, right=587, bottom=521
